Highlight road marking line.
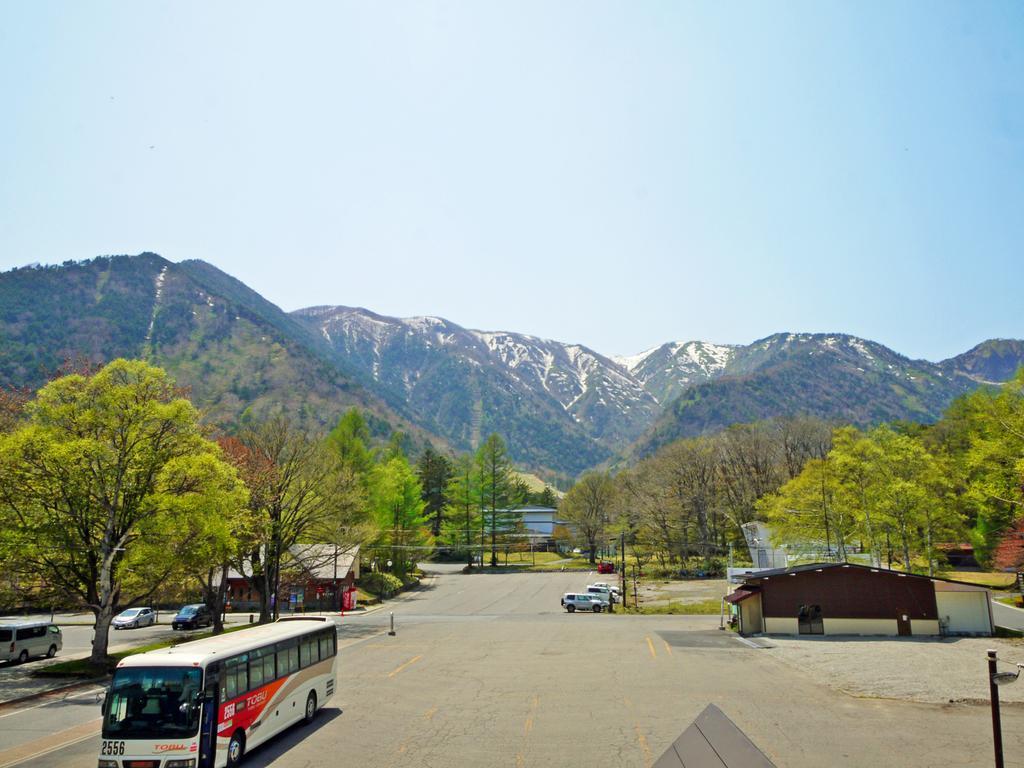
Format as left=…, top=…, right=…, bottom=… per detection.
left=387, top=654, right=423, bottom=678
left=634, top=723, right=653, bottom=767
left=524, top=694, right=539, bottom=735
left=0, top=686, right=105, bottom=720
left=424, top=706, right=438, bottom=720
left=0, top=717, right=100, bottom=768
left=662, top=639, right=673, bottom=656
left=645, top=636, right=657, bottom=659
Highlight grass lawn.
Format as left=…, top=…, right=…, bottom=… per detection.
left=622, top=598, right=724, bottom=615
left=995, top=595, right=1024, bottom=608
left=946, top=571, right=1018, bottom=590
left=36, top=623, right=256, bottom=678
left=498, top=550, right=566, bottom=565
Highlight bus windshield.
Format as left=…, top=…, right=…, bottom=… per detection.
left=102, top=666, right=203, bottom=739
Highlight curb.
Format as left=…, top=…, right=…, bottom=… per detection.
left=0, top=677, right=107, bottom=712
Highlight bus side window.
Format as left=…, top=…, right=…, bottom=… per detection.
left=223, top=654, right=248, bottom=701
left=318, top=631, right=333, bottom=660
left=205, top=663, right=220, bottom=699
left=277, top=641, right=298, bottom=676
left=249, top=649, right=265, bottom=690
left=300, top=638, right=312, bottom=668
left=262, top=646, right=275, bottom=683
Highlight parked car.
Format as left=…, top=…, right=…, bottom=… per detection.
left=586, top=585, right=616, bottom=604
left=112, top=607, right=156, bottom=630
left=171, top=603, right=212, bottom=631
left=0, top=622, right=62, bottom=664
left=597, top=561, right=616, bottom=574
left=561, top=593, right=604, bottom=613
left=591, top=581, right=621, bottom=596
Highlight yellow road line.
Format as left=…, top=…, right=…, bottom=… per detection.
left=424, top=706, right=438, bottom=721
left=0, top=717, right=100, bottom=768
left=662, top=639, right=673, bottom=656
left=387, top=654, right=423, bottom=678
left=645, top=636, right=657, bottom=659
left=634, top=723, right=653, bottom=767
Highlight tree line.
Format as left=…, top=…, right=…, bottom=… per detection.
left=556, top=370, right=1024, bottom=577
left=0, top=359, right=558, bottom=666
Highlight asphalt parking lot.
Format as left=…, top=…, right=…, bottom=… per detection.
left=2, top=566, right=1023, bottom=768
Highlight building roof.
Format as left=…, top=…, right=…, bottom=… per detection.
left=738, top=561, right=990, bottom=589
left=724, top=586, right=760, bottom=604
left=226, top=544, right=359, bottom=582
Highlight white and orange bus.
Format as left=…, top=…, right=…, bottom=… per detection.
left=99, top=616, right=337, bottom=768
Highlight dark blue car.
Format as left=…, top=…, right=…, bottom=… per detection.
left=171, top=603, right=213, bottom=631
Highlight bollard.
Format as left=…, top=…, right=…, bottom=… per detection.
left=388, top=611, right=396, bottom=636
left=249, top=613, right=253, bottom=625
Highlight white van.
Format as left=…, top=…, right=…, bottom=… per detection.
left=0, top=622, right=62, bottom=664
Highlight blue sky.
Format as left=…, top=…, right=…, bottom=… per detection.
left=0, top=2, right=1021, bottom=361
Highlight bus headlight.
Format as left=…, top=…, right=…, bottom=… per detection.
left=164, top=761, right=197, bottom=768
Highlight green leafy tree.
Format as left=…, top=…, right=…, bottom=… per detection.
left=560, top=471, right=618, bottom=563
left=369, top=455, right=432, bottom=576
left=237, top=416, right=355, bottom=622
left=0, top=360, right=246, bottom=663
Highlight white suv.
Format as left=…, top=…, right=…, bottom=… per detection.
left=561, top=593, right=604, bottom=613
left=586, top=585, right=616, bottom=604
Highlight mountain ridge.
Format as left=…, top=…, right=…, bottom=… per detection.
left=1, top=254, right=1021, bottom=478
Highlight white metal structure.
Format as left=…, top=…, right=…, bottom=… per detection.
left=99, top=617, right=337, bottom=767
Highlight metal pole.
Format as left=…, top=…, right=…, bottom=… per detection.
left=388, top=612, right=396, bottom=637
left=989, top=649, right=1004, bottom=768
left=621, top=531, right=626, bottom=609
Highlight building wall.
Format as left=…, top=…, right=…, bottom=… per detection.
left=763, top=616, right=941, bottom=636
left=759, top=566, right=938, bottom=621
left=764, top=617, right=799, bottom=634
left=740, top=596, right=763, bottom=634
left=936, top=591, right=993, bottom=635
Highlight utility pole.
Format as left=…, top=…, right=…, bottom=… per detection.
left=620, top=531, right=626, bottom=610
left=989, top=649, right=1004, bottom=768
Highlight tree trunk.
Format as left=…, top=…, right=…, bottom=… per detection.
left=91, top=604, right=114, bottom=665
left=205, top=565, right=229, bottom=635
left=588, top=543, right=597, bottom=564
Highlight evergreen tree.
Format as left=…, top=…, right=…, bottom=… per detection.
left=476, top=434, right=524, bottom=567
left=417, top=446, right=454, bottom=537
left=327, top=408, right=373, bottom=476
left=442, top=454, right=482, bottom=566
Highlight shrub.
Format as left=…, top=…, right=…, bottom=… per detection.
left=359, top=572, right=402, bottom=597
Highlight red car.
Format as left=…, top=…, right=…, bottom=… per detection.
left=597, top=561, right=615, bottom=574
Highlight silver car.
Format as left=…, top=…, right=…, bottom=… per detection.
left=112, top=607, right=156, bottom=630
left=1, top=622, right=62, bottom=663
left=561, top=593, right=604, bottom=613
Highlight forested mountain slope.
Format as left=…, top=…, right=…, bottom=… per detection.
left=0, top=255, right=418, bottom=441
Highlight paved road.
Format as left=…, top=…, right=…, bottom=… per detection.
left=0, top=613, right=254, bottom=704
left=2, top=566, right=1023, bottom=767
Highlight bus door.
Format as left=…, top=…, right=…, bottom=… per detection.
left=199, top=663, right=221, bottom=768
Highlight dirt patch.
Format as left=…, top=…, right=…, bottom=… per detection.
left=634, top=578, right=729, bottom=607
left=764, top=634, right=1024, bottom=705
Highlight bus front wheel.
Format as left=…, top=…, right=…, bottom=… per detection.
left=226, top=729, right=245, bottom=766
left=303, top=691, right=317, bottom=725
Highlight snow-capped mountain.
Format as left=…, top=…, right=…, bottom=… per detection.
left=293, top=306, right=661, bottom=475
left=614, top=341, right=738, bottom=405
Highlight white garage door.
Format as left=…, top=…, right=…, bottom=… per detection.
left=936, top=592, right=991, bottom=635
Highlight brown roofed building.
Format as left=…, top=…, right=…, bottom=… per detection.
left=726, top=563, right=993, bottom=637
